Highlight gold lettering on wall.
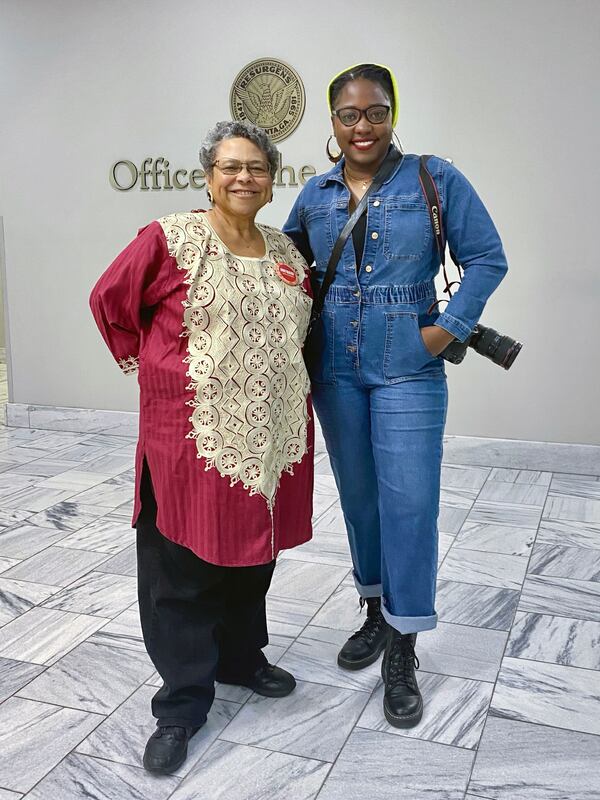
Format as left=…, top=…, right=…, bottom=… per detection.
left=109, top=156, right=316, bottom=191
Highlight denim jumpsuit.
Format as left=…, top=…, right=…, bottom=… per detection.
left=283, top=153, right=507, bottom=633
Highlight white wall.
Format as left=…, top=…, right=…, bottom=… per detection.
left=0, top=0, right=598, bottom=444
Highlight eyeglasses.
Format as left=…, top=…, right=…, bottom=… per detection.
left=332, top=104, right=391, bottom=127
left=211, top=159, right=271, bottom=177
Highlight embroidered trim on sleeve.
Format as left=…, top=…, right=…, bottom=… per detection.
left=118, top=355, right=139, bottom=375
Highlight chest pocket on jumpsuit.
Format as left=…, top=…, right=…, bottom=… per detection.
left=383, top=200, right=431, bottom=260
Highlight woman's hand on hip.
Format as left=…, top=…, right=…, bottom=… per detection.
left=420, top=326, right=455, bottom=357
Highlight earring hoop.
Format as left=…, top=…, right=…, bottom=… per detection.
left=392, top=131, right=405, bottom=154
left=326, top=135, right=343, bottom=164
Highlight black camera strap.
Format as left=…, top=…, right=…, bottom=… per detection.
left=418, top=155, right=463, bottom=298
left=310, top=147, right=403, bottom=325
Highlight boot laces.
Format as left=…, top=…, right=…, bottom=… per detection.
left=349, top=599, right=385, bottom=644
left=388, top=636, right=420, bottom=686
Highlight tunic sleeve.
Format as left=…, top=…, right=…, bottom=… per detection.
left=89, top=221, right=171, bottom=374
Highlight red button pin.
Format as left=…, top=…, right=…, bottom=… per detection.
left=275, top=263, right=299, bottom=285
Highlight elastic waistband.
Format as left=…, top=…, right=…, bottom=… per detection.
left=324, top=281, right=436, bottom=305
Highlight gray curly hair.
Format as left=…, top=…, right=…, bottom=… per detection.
left=199, top=120, right=279, bottom=179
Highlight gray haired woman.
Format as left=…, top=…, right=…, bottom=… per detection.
left=90, top=120, right=314, bottom=774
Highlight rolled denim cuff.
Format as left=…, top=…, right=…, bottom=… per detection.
left=353, top=572, right=383, bottom=598
left=435, top=312, right=473, bottom=343
left=381, top=605, right=438, bottom=634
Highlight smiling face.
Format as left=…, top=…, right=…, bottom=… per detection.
left=332, top=78, right=393, bottom=173
left=206, top=137, right=273, bottom=219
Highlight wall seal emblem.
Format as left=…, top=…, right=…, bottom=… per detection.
left=230, top=58, right=306, bottom=143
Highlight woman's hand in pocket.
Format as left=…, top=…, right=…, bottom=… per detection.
left=420, top=326, right=455, bottom=357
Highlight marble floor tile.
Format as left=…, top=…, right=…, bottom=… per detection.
left=543, top=493, right=600, bottom=524
left=0, top=509, right=33, bottom=530
left=358, top=672, right=493, bottom=749
left=467, top=500, right=542, bottom=530
left=55, top=514, right=135, bottom=554
left=477, top=481, right=548, bottom=507
left=70, top=474, right=134, bottom=509
left=441, top=464, right=490, bottom=490
left=0, top=577, right=61, bottom=626
left=488, top=467, right=552, bottom=485
left=0, top=787, right=22, bottom=799
left=278, top=627, right=382, bottom=692
left=528, top=542, right=600, bottom=581
left=11, top=457, right=81, bottom=477
left=0, top=472, right=41, bottom=500
left=0, top=607, right=105, bottom=664
left=17, top=641, right=153, bottom=714
left=0, top=656, right=45, bottom=702
left=38, top=469, right=113, bottom=491
left=440, top=486, right=479, bottom=507
left=317, top=728, right=473, bottom=800
left=81, top=452, right=135, bottom=476
left=506, top=611, right=600, bottom=670
left=95, top=543, right=137, bottom=576
left=437, top=531, right=454, bottom=564
left=438, top=503, right=471, bottom=535
left=436, top=580, right=520, bottom=630
left=170, top=739, right=329, bottom=800
left=537, top=517, right=600, bottom=550
left=311, top=492, right=339, bottom=523
left=0, top=485, right=78, bottom=512
left=48, top=441, right=122, bottom=463
left=0, top=696, right=102, bottom=793
left=310, top=584, right=365, bottom=632
left=519, top=574, right=600, bottom=622
left=221, top=679, right=369, bottom=762
left=438, top=548, right=528, bottom=590
left=42, top=571, right=137, bottom=618
left=27, top=501, right=108, bottom=532
left=550, top=474, right=600, bottom=499
left=265, top=594, right=322, bottom=642
left=469, top=715, right=600, bottom=800
left=0, top=556, right=20, bottom=573
left=314, top=454, right=333, bottom=475
left=454, top=521, right=535, bottom=556
left=491, top=656, right=600, bottom=735
left=417, top=621, right=508, bottom=682
left=269, top=560, right=348, bottom=603
left=89, top=605, right=145, bottom=652
left=280, top=531, right=352, bottom=568
left=0, top=523, right=70, bottom=559
left=313, top=473, right=338, bottom=496
left=2, top=545, right=109, bottom=586
left=77, top=684, right=240, bottom=777
left=23, top=752, right=179, bottom=800
left=313, top=505, right=347, bottom=535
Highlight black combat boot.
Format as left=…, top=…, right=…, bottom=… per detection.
left=381, top=630, right=423, bottom=728
left=337, top=597, right=390, bottom=671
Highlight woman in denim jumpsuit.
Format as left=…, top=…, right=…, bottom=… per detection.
left=283, top=64, right=508, bottom=728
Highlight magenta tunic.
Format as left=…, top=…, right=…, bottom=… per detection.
left=90, top=212, right=314, bottom=566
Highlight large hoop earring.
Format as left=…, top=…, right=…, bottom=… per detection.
left=393, top=131, right=405, bottom=154
left=326, top=135, right=343, bottom=164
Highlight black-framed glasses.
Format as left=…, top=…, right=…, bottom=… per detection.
left=211, top=159, right=271, bottom=177
left=332, top=104, right=391, bottom=127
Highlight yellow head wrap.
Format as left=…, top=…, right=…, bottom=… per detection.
left=327, top=63, right=399, bottom=127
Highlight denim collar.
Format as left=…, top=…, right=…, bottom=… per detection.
left=316, top=146, right=404, bottom=189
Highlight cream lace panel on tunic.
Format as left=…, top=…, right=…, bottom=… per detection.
left=158, top=212, right=312, bottom=507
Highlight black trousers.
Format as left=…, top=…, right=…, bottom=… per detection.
left=136, top=466, right=275, bottom=727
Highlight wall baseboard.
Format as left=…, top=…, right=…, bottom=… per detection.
left=4, top=402, right=600, bottom=475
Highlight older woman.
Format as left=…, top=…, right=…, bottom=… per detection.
left=90, top=120, right=313, bottom=773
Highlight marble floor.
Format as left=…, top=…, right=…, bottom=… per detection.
left=1, top=421, right=600, bottom=799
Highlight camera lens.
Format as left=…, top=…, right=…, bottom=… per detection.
left=471, top=325, right=522, bottom=370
